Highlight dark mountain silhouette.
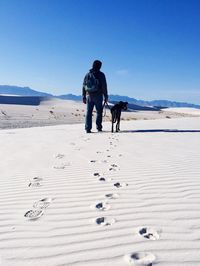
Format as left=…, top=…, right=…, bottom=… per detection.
left=1, top=85, right=200, bottom=109
left=0, top=85, right=53, bottom=97
left=105, top=95, right=200, bottom=109
left=57, top=93, right=200, bottom=109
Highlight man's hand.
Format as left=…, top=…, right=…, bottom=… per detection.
left=83, top=97, right=86, bottom=104
left=104, top=97, right=108, bottom=104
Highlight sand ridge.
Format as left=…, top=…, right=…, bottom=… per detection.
left=0, top=117, right=200, bottom=265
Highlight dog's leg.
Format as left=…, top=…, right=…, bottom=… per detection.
left=117, top=112, right=121, bottom=132
left=111, top=113, right=114, bottom=133
left=112, top=110, right=117, bottom=133
left=116, top=121, right=119, bottom=132
left=116, top=119, right=119, bottom=132
left=116, top=112, right=119, bottom=132
left=115, top=111, right=121, bottom=132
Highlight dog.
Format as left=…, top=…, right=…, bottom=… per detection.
left=110, top=101, right=128, bottom=132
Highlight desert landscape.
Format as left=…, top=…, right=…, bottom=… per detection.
left=1, top=0, right=200, bottom=264
left=0, top=98, right=200, bottom=265
left=1, top=97, right=199, bottom=130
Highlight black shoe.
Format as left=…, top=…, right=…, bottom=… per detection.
left=86, top=130, right=91, bottom=133
left=97, top=129, right=102, bottom=132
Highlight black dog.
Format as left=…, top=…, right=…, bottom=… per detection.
left=110, top=101, right=128, bottom=132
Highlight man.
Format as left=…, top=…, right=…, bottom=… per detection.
left=82, top=60, right=108, bottom=133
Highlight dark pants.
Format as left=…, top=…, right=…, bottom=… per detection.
left=85, top=94, right=103, bottom=131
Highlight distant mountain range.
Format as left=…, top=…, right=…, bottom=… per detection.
left=0, top=85, right=53, bottom=97
left=0, top=85, right=200, bottom=109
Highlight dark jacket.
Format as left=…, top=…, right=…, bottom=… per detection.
left=82, top=69, right=108, bottom=100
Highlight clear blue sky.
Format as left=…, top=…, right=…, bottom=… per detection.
left=0, top=0, right=200, bottom=104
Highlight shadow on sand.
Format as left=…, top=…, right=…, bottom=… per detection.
left=0, top=95, right=45, bottom=106
left=88, top=129, right=200, bottom=134
left=121, top=129, right=200, bottom=133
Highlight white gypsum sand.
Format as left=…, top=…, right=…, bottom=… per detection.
left=164, top=107, right=200, bottom=116
left=0, top=98, right=86, bottom=129
left=1, top=97, right=199, bottom=130
left=0, top=117, right=200, bottom=265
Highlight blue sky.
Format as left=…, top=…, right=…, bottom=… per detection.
left=0, top=0, right=200, bottom=104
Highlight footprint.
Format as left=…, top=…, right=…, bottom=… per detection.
left=91, top=202, right=110, bottom=211
left=101, top=160, right=108, bottom=163
left=124, top=252, right=156, bottom=265
left=93, top=172, right=100, bottom=177
left=114, top=182, right=128, bottom=188
left=70, top=142, right=76, bottom=146
left=99, top=177, right=112, bottom=182
left=33, top=198, right=53, bottom=209
left=53, top=162, right=70, bottom=169
left=55, top=153, right=65, bottom=159
left=83, top=138, right=90, bottom=142
left=99, top=177, right=106, bottom=182
left=105, top=193, right=119, bottom=199
left=114, top=182, right=121, bottom=188
left=24, top=209, right=44, bottom=220
left=28, top=177, right=43, bottom=187
left=109, top=164, right=120, bottom=171
left=90, top=160, right=97, bottom=163
left=94, top=217, right=116, bottom=226
left=74, top=147, right=81, bottom=151
left=25, top=197, right=54, bottom=220
left=109, top=167, right=117, bottom=172
left=1, top=110, right=7, bottom=116
left=33, top=177, right=43, bottom=181
left=111, top=164, right=118, bottom=168
left=139, top=227, right=159, bottom=240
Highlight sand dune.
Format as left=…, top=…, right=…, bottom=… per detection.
left=0, top=117, right=200, bottom=265
left=0, top=98, right=86, bottom=129
left=1, top=97, right=199, bottom=130
left=165, top=107, right=200, bottom=116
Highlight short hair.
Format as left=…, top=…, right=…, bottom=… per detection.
left=92, top=60, right=102, bottom=70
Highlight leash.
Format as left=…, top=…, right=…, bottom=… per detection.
left=102, top=101, right=111, bottom=117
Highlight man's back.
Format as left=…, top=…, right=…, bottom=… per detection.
left=82, top=60, right=108, bottom=133
left=83, top=69, right=107, bottom=98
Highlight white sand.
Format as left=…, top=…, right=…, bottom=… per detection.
left=1, top=98, right=199, bottom=130
left=0, top=98, right=86, bottom=129
left=0, top=116, right=200, bottom=266
left=164, top=107, right=200, bottom=116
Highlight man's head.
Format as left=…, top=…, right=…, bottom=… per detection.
left=92, top=60, right=102, bottom=71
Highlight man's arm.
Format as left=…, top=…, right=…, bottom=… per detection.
left=82, top=74, right=87, bottom=104
left=101, top=73, right=108, bottom=102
